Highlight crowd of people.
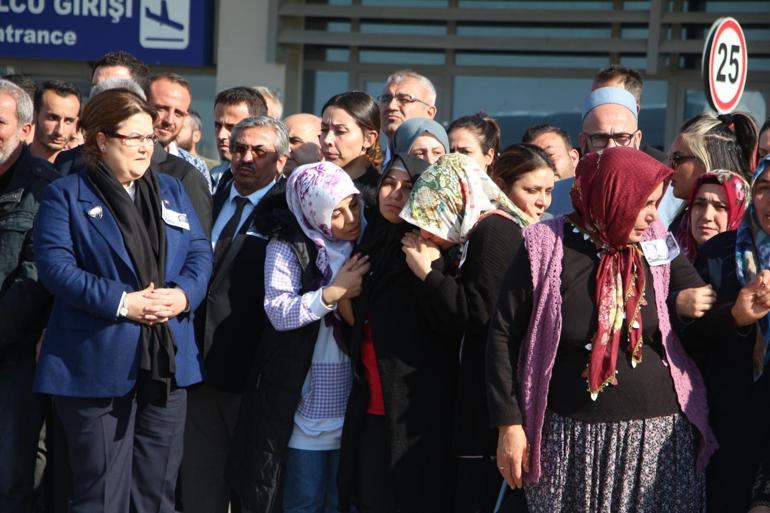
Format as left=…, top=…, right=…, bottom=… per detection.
left=2, top=49, right=770, bottom=513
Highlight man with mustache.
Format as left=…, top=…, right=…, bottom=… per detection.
left=29, top=80, right=81, bottom=164
left=209, top=87, right=267, bottom=193
left=182, top=116, right=288, bottom=513
left=147, top=73, right=213, bottom=192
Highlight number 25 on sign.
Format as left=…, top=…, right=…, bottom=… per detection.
left=702, top=17, right=748, bottom=114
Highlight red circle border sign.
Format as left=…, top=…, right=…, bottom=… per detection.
left=706, top=17, right=748, bottom=114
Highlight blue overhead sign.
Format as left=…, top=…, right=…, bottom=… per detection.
left=0, top=0, right=214, bottom=66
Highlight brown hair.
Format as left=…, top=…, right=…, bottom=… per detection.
left=321, top=91, right=383, bottom=169
left=80, top=89, right=157, bottom=169
left=448, top=112, right=501, bottom=156
left=490, top=143, right=556, bottom=191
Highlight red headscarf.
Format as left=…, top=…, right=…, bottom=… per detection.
left=569, top=147, right=673, bottom=398
left=676, top=170, right=750, bottom=262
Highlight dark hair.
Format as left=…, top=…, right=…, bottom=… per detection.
left=214, top=87, right=267, bottom=117
left=490, top=143, right=556, bottom=191
left=79, top=89, right=157, bottom=169
left=149, top=73, right=192, bottom=96
left=680, top=111, right=758, bottom=180
left=3, top=74, right=38, bottom=105
left=448, top=112, right=501, bottom=157
left=321, top=91, right=383, bottom=168
left=90, top=51, right=149, bottom=86
left=34, top=80, right=81, bottom=113
left=521, top=123, right=574, bottom=149
left=593, top=64, right=643, bottom=103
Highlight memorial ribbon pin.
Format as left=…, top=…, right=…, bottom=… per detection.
left=87, top=205, right=103, bottom=219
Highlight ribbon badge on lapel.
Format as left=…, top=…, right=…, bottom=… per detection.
left=87, top=205, right=103, bottom=219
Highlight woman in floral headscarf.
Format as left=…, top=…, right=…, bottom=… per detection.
left=228, top=163, right=371, bottom=513
left=484, top=147, right=770, bottom=513
left=399, top=152, right=532, bottom=513
left=692, top=155, right=770, bottom=512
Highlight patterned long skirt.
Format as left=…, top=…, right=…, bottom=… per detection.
left=525, top=411, right=705, bottom=513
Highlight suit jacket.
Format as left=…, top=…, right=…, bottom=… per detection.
left=33, top=170, right=213, bottom=397
left=195, top=177, right=285, bottom=393
left=55, top=144, right=213, bottom=235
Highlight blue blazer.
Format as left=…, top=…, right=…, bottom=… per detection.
left=33, top=170, right=213, bottom=397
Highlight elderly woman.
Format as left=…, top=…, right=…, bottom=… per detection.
left=484, top=147, right=770, bottom=512
left=693, top=155, right=770, bottom=512
left=33, top=89, right=212, bottom=513
left=393, top=117, right=449, bottom=165
left=399, top=153, right=531, bottom=513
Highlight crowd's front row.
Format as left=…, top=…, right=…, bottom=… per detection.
left=21, top=84, right=770, bottom=513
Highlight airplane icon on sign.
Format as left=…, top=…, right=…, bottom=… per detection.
left=145, top=0, right=184, bottom=31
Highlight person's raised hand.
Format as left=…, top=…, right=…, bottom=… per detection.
left=676, top=285, right=717, bottom=318
left=322, top=254, right=371, bottom=305
left=733, top=270, right=770, bottom=327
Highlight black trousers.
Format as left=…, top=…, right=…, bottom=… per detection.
left=55, top=388, right=186, bottom=513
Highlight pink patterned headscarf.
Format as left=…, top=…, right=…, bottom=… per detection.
left=286, top=162, right=363, bottom=284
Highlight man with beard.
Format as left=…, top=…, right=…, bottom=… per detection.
left=147, top=73, right=212, bottom=191
left=29, top=81, right=81, bottom=164
left=0, top=79, right=59, bottom=513
left=177, top=110, right=220, bottom=170
left=182, top=116, right=288, bottom=513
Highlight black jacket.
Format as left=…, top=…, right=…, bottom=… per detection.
left=226, top=212, right=325, bottom=513
left=54, top=144, right=213, bottom=234
left=338, top=209, right=459, bottom=513
left=692, top=230, right=770, bottom=512
left=0, top=145, right=59, bottom=365
left=194, top=178, right=285, bottom=393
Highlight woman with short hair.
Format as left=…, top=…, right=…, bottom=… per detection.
left=34, top=89, right=212, bottom=513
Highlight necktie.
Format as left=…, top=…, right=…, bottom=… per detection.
left=214, top=196, right=248, bottom=263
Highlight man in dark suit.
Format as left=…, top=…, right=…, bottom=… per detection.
left=181, top=116, right=288, bottom=513
left=0, top=79, right=59, bottom=513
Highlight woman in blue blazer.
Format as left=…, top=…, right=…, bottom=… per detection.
left=33, top=89, right=212, bottom=513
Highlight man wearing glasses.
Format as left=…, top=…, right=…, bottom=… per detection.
left=377, top=69, right=437, bottom=157
left=547, top=87, right=642, bottom=217
left=182, top=116, right=287, bottom=513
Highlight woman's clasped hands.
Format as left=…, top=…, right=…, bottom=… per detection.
left=124, top=282, right=189, bottom=325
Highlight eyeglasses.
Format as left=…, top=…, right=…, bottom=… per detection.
left=376, top=93, right=431, bottom=107
left=107, top=132, right=158, bottom=147
left=582, top=130, right=639, bottom=149
left=231, top=143, right=270, bottom=159
left=669, top=152, right=699, bottom=169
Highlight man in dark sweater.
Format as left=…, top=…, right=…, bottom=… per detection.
left=0, top=79, right=60, bottom=513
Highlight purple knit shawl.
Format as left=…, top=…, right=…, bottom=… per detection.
left=518, top=217, right=717, bottom=484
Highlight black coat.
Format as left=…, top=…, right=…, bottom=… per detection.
left=337, top=208, right=459, bottom=513
left=692, top=230, right=770, bottom=512
left=54, top=144, right=213, bottom=234
left=226, top=211, right=325, bottom=513
left=0, top=145, right=59, bottom=365
left=193, top=178, right=285, bottom=393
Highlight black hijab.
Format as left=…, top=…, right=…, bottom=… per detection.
left=88, top=163, right=175, bottom=405
left=355, top=153, right=429, bottom=307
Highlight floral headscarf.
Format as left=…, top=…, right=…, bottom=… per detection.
left=399, top=153, right=529, bottom=243
left=735, top=156, right=770, bottom=376
left=677, top=170, right=750, bottom=262
left=286, top=162, right=364, bottom=285
left=569, top=147, right=673, bottom=399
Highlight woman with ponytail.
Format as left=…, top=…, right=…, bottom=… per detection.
left=320, top=92, right=384, bottom=210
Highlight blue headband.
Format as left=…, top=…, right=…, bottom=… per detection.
left=582, top=87, right=638, bottom=120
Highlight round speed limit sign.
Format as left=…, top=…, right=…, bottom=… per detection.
left=702, top=17, right=748, bottom=114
